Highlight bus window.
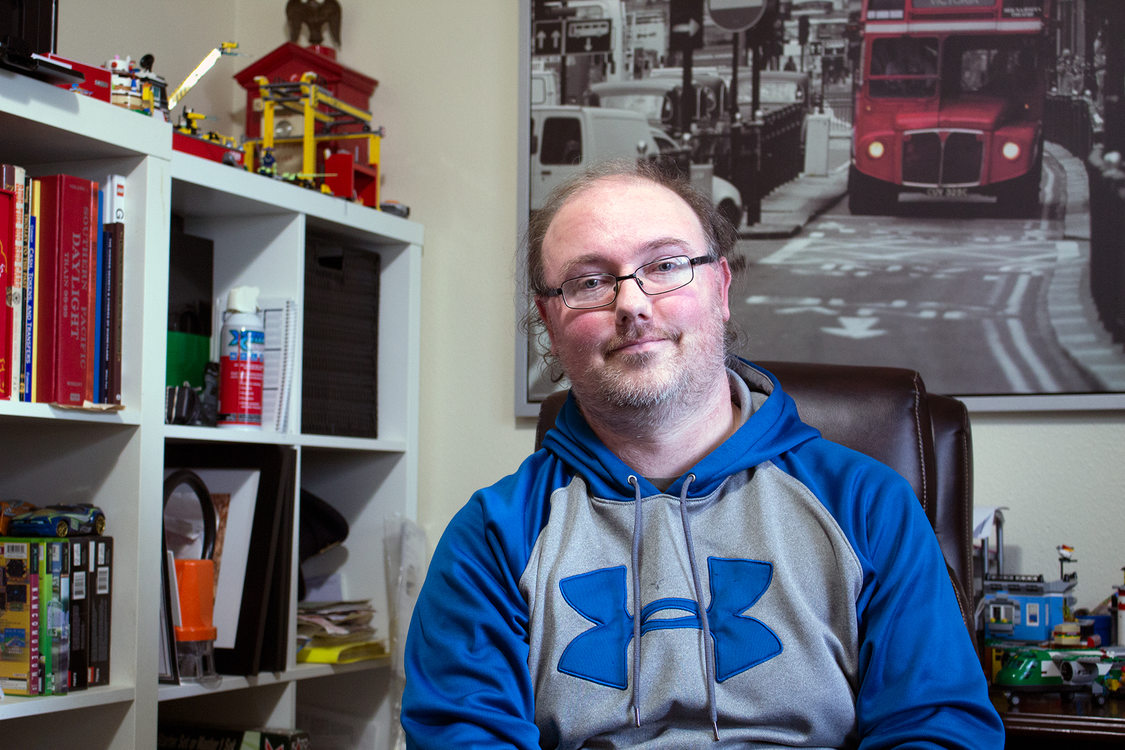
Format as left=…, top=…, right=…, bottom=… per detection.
left=869, top=37, right=938, bottom=98
left=945, top=37, right=1038, bottom=97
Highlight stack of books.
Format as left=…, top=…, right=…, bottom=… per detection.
left=0, top=535, right=113, bottom=696
left=296, top=599, right=386, bottom=664
left=1, top=167, right=125, bottom=407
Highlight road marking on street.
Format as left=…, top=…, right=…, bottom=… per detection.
left=982, top=316, right=1031, bottom=391
left=822, top=317, right=886, bottom=339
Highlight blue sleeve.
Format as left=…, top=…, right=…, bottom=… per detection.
left=786, top=445, right=1005, bottom=749
left=402, top=455, right=560, bottom=749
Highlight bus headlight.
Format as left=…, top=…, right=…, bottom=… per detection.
left=1001, top=141, right=1021, bottom=161
left=867, top=140, right=886, bottom=160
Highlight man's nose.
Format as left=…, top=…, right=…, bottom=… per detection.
left=614, top=275, right=652, bottom=322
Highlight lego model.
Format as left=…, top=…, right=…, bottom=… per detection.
left=983, top=544, right=1079, bottom=643
left=993, top=645, right=1125, bottom=706
left=242, top=72, right=383, bottom=206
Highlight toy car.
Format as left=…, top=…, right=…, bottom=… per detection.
left=6, top=503, right=106, bottom=538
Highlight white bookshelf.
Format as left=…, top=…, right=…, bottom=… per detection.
left=0, top=68, right=421, bottom=748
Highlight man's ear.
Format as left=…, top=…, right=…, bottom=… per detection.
left=717, top=256, right=732, bottom=322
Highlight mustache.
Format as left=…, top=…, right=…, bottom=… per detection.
left=603, top=325, right=681, bottom=356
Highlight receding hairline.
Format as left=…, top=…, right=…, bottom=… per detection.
left=541, top=172, right=710, bottom=252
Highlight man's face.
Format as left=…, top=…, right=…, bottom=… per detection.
left=535, top=176, right=732, bottom=411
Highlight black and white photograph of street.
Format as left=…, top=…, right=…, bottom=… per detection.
left=524, top=0, right=1125, bottom=404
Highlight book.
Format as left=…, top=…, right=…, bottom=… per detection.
left=1, top=164, right=28, bottom=401
left=91, top=190, right=105, bottom=404
left=88, top=536, right=112, bottom=686
left=22, top=178, right=39, bottom=401
left=42, top=539, right=71, bottom=695
left=68, top=538, right=92, bottom=690
left=0, top=185, right=13, bottom=399
left=102, top=223, right=124, bottom=405
left=7, top=538, right=72, bottom=694
left=33, top=174, right=99, bottom=406
left=0, top=540, right=40, bottom=695
left=103, top=173, right=126, bottom=224
left=157, top=724, right=311, bottom=750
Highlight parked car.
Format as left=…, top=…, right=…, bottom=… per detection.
left=7, top=503, right=106, bottom=537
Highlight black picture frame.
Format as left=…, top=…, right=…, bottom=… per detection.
left=515, top=0, right=1125, bottom=414
left=164, top=442, right=296, bottom=676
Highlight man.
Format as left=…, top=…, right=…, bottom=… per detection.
left=402, top=160, right=1003, bottom=748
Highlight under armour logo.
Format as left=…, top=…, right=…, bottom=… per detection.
left=557, top=558, right=781, bottom=688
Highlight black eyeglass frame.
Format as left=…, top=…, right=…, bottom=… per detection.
left=542, top=255, right=717, bottom=310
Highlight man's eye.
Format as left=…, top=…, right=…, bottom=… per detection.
left=577, top=276, right=608, bottom=290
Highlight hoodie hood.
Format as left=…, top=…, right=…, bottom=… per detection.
left=540, top=358, right=820, bottom=499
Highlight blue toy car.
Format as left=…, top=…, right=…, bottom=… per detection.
left=7, top=503, right=106, bottom=538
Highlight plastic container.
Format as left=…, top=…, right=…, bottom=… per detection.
left=217, top=286, right=264, bottom=429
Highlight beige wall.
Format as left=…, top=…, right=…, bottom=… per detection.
left=58, top=0, right=1125, bottom=611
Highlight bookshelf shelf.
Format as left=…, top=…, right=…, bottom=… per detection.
left=156, top=659, right=389, bottom=702
left=0, top=73, right=420, bottom=748
left=0, top=685, right=137, bottom=719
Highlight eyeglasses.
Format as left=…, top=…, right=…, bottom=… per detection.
left=543, top=255, right=716, bottom=310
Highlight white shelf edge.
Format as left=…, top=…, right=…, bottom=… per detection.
left=163, top=424, right=298, bottom=445
left=162, top=425, right=407, bottom=453
left=157, top=658, right=388, bottom=702
left=298, top=433, right=408, bottom=452
left=0, top=684, right=136, bottom=719
left=169, top=151, right=423, bottom=246
left=0, top=68, right=171, bottom=160
left=0, top=400, right=140, bottom=425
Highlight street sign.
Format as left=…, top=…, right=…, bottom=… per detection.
left=670, top=0, right=704, bottom=52
left=532, top=20, right=564, bottom=57
left=707, top=0, right=768, bottom=32
left=565, top=19, right=612, bottom=55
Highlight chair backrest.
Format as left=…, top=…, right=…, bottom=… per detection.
left=533, top=360, right=976, bottom=645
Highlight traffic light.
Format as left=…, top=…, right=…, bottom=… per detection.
left=798, top=16, right=810, bottom=46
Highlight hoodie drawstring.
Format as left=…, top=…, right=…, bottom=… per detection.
left=627, top=475, right=643, bottom=727
left=627, top=474, right=720, bottom=741
left=678, top=474, right=720, bottom=741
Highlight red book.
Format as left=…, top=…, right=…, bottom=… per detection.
left=2, top=164, right=29, bottom=401
left=34, top=175, right=99, bottom=405
left=0, top=186, right=14, bottom=399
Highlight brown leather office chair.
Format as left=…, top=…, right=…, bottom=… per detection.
left=533, top=360, right=977, bottom=647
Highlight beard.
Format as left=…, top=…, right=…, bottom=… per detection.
left=567, top=310, right=729, bottom=414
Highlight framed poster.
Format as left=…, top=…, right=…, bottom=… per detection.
left=516, top=0, right=1125, bottom=415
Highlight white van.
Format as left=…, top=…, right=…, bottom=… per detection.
left=530, top=105, right=658, bottom=211
left=530, top=105, right=742, bottom=227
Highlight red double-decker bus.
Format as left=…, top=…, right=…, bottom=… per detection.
left=848, top=0, right=1052, bottom=216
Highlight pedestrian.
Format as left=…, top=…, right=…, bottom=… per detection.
left=401, top=159, right=1004, bottom=748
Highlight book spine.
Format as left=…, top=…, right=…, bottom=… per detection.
left=103, top=223, right=124, bottom=405
left=17, top=173, right=31, bottom=402
left=92, top=191, right=105, bottom=403
left=0, top=186, right=12, bottom=398
left=44, top=539, right=71, bottom=695
left=3, top=165, right=27, bottom=401
left=25, top=179, right=41, bottom=401
left=79, top=184, right=99, bottom=405
left=29, top=542, right=41, bottom=695
left=88, top=535, right=112, bottom=687
left=68, top=538, right=91, bottom=690
left=37, top=174, right=98, bottom=406
left=0, top=540, right=39, bottom=695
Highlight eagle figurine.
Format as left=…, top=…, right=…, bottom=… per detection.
left=286, top=0, right=342, bottom=48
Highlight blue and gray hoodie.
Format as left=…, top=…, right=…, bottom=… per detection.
left=402, top=360, right=1004, bottom=749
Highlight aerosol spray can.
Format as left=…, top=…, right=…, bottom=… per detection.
left=217, top=286, right=264, bottom=429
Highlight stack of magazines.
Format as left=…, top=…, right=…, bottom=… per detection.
left=296, top=600, right=387, bottom=664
